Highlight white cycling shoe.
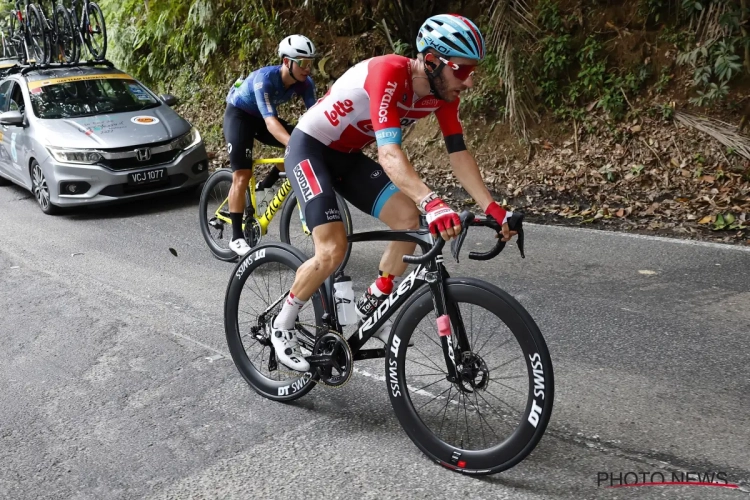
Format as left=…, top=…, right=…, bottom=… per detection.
left=229, top=238, right=251, bottom=256
left=269, top=325, right=310, bottom=372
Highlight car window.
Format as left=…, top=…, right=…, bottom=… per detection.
left=0, top=80, right=12, bottom=112
left=28, top=76, right=160, bottom=119
left=8, top=82, right=24, bottom=113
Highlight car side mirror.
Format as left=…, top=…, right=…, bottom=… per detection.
left=0, top=110, right=24, bottom=126
left=160, top=94, right=178, bottom=106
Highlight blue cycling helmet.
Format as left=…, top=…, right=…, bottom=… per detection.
left=415, top=14, right=485, bottom=61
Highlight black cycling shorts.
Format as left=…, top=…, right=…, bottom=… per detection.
left=285, top=129, right=400, bottom=231
left=223, top=103, right=294, bottom=171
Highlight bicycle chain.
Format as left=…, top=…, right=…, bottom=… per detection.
left=274, top=322, right=354, bottom=390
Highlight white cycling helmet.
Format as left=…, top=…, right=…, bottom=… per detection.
left=278, top=35, right=317, bottom=59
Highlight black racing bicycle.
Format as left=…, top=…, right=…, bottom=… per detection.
left=224, top=210, right=553, bottom=475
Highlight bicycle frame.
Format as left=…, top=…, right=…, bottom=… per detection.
left=211, top=158, right=306, bottom=236
left=298, top=221, right=464, bottom=381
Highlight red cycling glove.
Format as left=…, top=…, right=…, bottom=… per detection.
left=424, top=197, right=461, bottom=236
left=485, top=201, right=508, bottom=225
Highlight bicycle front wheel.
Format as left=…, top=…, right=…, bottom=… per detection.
left=25, top=4, right=47, bottom=64
left=83, top=1, right=106, bottom=60
left=198, top=169, right=250, bottom=262
left=279, top=189, right=352, bottom=273
left=386, top=278, right=553, bottom=475
left=54, top=4, right=76, bottom=63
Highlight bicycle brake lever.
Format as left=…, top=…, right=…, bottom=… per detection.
left=450, top=211, right=474, bottom=263
left=516, top=227, right=525, bottom=259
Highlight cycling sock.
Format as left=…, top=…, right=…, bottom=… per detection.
left=274, top=292, right=307, bottom=330
left=230, top=212, right=244, bottom=241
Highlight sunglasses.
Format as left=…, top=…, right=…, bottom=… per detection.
left=289, top=57, right=314, bottom=70
left=438, top=56, right=476, bottom=81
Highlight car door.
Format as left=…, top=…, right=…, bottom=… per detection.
left=1, top=80, right=28, bottom=186
left=0, top=79, right=15, bottom=183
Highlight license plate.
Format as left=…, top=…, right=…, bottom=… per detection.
left=128, top=167, right=166, bottom=186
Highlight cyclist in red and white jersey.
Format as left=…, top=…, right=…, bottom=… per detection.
left=269, top=14, right=516, bottom=371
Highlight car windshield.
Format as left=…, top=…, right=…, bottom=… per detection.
left=28, top=77, right=160, bottom=119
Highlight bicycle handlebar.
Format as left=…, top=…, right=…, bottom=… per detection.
left=402, top=210, right=525, bottom=264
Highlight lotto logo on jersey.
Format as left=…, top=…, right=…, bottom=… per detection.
left=324, top=99, right=354, bottom=126
left=293, top=159, right=322, bottom=202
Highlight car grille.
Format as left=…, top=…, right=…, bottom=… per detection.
left=99, top=150, right=180, bottom=171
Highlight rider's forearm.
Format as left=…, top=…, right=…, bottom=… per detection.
left=264, top=117, right=291, bottom=147
left=378, top=144, right=432, bottom=204
left=449, top=150, right=494, bottom=211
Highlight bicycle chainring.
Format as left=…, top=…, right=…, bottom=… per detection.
left=312, top=331, right=353, bottom=388
left=244, top=217, right=263, bottom=247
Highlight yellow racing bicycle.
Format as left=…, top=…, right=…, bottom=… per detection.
left=198, top=158, right=353, bottom=266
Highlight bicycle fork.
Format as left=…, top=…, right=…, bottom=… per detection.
left=427, top=259, right=463, bottom=383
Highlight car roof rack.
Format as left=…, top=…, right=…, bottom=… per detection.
left=0, top=59, right=116, bottom=77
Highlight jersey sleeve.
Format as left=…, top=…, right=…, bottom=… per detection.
left=363, top=59, right=407, bottom=148
left=253, top=71, right=277, bottom=118
left=435, top=98, right=466, bottom=153
left=302, top=77, right=317, bottom=109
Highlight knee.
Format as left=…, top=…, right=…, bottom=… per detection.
left=314, top=234, right=348, bottom=272
left=233, top=171, right=251, bottom=185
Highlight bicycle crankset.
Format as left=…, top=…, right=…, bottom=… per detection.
left=456, top=351, right=489, bottom=393
left=309, top=332, right=353, bottom=387
left=244, top=217, right=263, bottom=247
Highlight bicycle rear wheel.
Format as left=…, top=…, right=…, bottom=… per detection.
left=224, top=242, right=324, bottom=401
left=279, top=189, right=352, bottom=273
left=83, top=1, right=106, bottom=60
left=198, top=169, right=251, bottom=262
left=386, top=278, right=553, bottom=475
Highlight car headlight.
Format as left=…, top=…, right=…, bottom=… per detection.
left=172, top=127, right=201, bottom=151
left=47, top=147, right=103, bottom=164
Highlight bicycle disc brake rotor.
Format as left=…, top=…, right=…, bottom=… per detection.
left=312, top=332, right=353, bottom=387
left=244, top=217, right=263, bottom=247
left=457, top=351, right=489, bottom=393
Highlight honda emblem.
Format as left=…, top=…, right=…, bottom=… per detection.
left=135, top=148, right=152, bottom=162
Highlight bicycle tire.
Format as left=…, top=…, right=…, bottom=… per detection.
left=385, top=278, right=553, bottom=475
left=25, top=3, right=48, bottom=64
left=83, top=1, right=106, bottom=61
left=198, top=169, right=250, bottom=262
left=278, top=189, right=353, bottom=273
left=54, top=4, right=75, bottom=63
left=225, top=242, right=324, bottom=402
left=32, top=3, right=52, bottom=64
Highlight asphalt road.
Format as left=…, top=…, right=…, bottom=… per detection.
left=1, top=183, right=749, bottom=500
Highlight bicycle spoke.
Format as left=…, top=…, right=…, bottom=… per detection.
left=418, top=385, right=453, bottom=412
left=437, top=385, right=454, bottom=436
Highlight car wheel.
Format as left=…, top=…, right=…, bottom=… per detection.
left=31, top=161, right=60, bottom=215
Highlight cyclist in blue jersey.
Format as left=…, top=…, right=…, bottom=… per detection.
left=224, top=34, right=318, bottom=256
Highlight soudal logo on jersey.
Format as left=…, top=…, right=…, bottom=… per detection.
left=293, top=159, right=322, bottom=202
left=324, top=99, right=354, bottom=126
left=378, top=81, right=398, bottom=123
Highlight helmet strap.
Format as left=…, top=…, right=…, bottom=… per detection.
left=285, top=59, right=302, bottom=83
left=424, top=56, right=447, bottom=100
